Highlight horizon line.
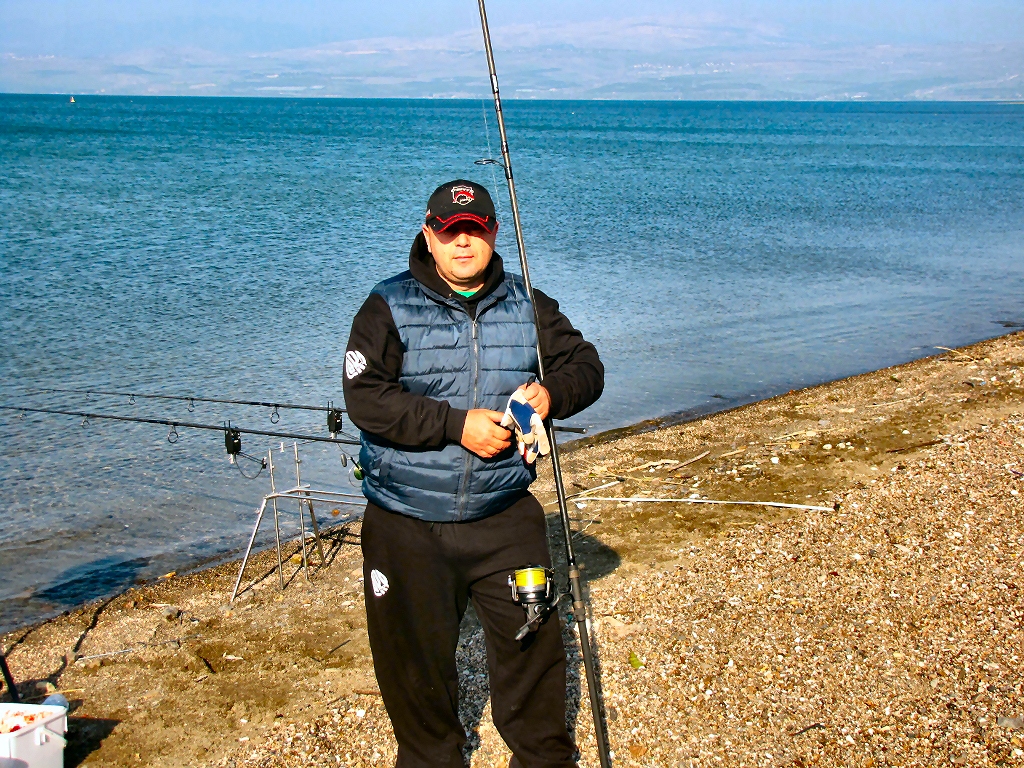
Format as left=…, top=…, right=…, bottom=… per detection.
left=3, top=92, right=1022, bottom=105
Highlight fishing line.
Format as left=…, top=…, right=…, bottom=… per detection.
left=478, top=104, right=513, bottom=257
left=233, top=452, right=267, bottom=480
left=479, top=99, right=505, bottom=237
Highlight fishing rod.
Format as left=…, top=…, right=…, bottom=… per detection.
left=475, top=3, right=612, bottom=766
left=33, top=387, right=349, bottom=438
left=39, top=386, right=581, bottom=434
left=0, top=404, right=360, bottom=448
left=39, top=387, right=343, bottom=419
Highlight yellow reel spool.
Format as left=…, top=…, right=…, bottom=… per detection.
left=514, top=566, right=548, bottom=590
left=509, top=565, right=554, bottom=606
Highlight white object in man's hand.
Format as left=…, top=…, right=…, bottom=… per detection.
left=500, top=390, right=551, bottom=465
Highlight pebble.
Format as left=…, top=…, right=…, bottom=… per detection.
left=161, top=606, right=180, bottom=621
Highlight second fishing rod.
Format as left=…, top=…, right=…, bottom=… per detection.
left=475, top=2, right=612, bottom=766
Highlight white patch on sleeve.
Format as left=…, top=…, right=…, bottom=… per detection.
left=370, top=569, right=390, bottom=597
left=345, top=350, right=367, bottom=379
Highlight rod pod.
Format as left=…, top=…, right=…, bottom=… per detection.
left=474, top=3, right=612, bottom=765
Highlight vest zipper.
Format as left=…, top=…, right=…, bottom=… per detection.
left=471, top=317, right=480, bottom=406
left=456, top=317, right=480, bottom=521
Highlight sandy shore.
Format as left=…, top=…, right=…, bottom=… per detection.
left=2, top=332, right=1022, bottom=768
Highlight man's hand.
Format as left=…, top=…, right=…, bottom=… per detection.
left=516, top=382, right=551, bottom=421
left=461, top=409, right=512, bottom=458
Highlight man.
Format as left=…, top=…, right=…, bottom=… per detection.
left=344, top=179, right=603, bottom=768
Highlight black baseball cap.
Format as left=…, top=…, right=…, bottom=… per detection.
left=425, top=180, right=498, bottom=234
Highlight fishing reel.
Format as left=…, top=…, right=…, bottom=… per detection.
left=509, top=566, right=562, bottom=641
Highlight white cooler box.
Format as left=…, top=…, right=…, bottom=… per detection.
left=0, top=703, right=67, bottom=768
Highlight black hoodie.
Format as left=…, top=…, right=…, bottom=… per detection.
left=343, top=232, right=604, bottom=448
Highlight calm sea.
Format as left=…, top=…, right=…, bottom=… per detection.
left=1, top=96, right=1022, bottom=631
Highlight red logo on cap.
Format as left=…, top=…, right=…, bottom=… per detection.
left=451, top=185, right=475, bottom=206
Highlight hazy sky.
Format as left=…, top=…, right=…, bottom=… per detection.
left=2, top=1, right=1022, bottom=98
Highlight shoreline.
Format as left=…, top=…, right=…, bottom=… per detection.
left=566, top=332, right=1023, bottom=453
left=1, top=331, right=1022, bottom=767
left=7, top=331, right=1013, bottom=637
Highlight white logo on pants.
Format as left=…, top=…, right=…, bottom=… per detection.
left=371, top=569, right=389, bottom=597
left=346, top=350, right=367, bottom=379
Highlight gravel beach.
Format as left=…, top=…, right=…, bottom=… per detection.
left=2, top=333, right=1022, bottom=767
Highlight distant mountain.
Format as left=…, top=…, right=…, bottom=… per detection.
left=2, top=16, right=1022, bottom=100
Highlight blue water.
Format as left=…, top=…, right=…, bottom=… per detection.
left=2, top=96, right=1023, bottom=632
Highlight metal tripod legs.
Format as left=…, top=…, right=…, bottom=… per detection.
left=230, top=446, right=328, bottom=602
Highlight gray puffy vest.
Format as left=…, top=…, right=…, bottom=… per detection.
left=359, top=270, right=539, bottom=522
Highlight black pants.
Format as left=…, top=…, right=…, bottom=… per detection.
left=361, top=495, right=577, bottom=768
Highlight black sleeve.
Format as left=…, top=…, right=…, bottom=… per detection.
left=343, top=293, right=467, bottom=448
left=534, top=289, right=604, bottom=420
